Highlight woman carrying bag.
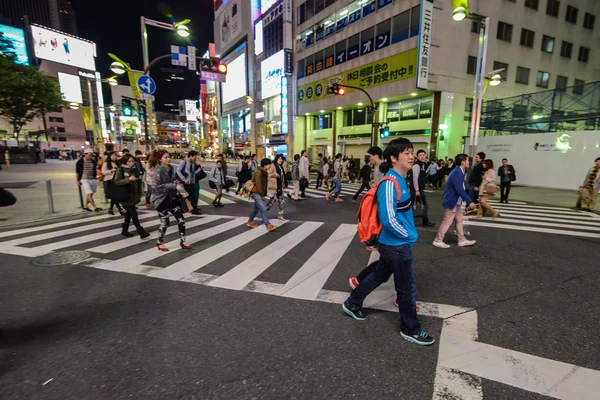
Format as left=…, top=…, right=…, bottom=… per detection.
left=102, top=152, right=125, bottom=215
left=113, top=154, right=150, bottom=239
left=150, top=150, right=192, bottom=251
left=475, top=159, right=500, bottom=219
left=209, top=160, right=226, bottom=207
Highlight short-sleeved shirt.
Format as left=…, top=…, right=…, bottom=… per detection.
left=82, top=159, right=95, bottom=180
left=334, top=160, right=341, bottom=178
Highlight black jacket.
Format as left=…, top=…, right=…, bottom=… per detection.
left=469, top=163, right=484, bottom=187
left=498, top=165, right=516, bottom=182
left=359, top=164, right=371, bottom=180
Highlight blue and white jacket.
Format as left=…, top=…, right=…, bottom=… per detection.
left=376, top=169, right=418, bottom=247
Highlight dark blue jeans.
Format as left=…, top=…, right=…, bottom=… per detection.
left=249, top=193, right=270, bottom=225
left=346, top=243, right=420, bottom=334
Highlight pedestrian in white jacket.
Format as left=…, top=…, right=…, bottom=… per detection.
left=299, top=150, right=309, bottom=198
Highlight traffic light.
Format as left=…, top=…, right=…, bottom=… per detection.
left=122, top=99, right=133, bottom=117
left=199, top=57, right=227, bottom=76
left=327, top=84, right=346, bottom=95
left=379, top=126, right=390, bottom=138
left=137, top=100, right=146, bottom=122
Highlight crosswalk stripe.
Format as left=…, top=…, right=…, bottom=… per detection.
left=491, top=209, right=595, bottom=221
left=150, top=219, right=286, bottom=281
left=480, top=213, right=600, bottom=227
left=208, top=221, right=323, bottom=290
left=0, top=213, right=153, bottom=251
left=87, top=215, right=226, bottom=253
left=488, top=201, right=563, bottom=209
left=4, top=214, right=157, bottom=257
left=199, top=189, right=235, bottom=204
left=490, top=205, right=585, bottom=216
left=466, top=216, right=600, bottom=232
left=463, top=220, right=600, bottom=239
left=488, top=199, right=527, bottom=205
left=283, top=188, right=322, bottom=198
left=277, top=223, right=357, bottom=300
left=95, top=217, right=248, bottom=273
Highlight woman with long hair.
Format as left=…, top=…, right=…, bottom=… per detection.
left=150, top=149, right=192, bottom=251
left=144, top=150, right=157, bottom=209
left=269, top=154, right=288, bottom=221
left=322, top=157, right=331, bottom=191
left=101, top=152, right=125, bottom=215
left=209, top=160, right=226, bottom=207
left=476, top=159, right=500, bottom=218
left=113, top=154, right=150, bottom=238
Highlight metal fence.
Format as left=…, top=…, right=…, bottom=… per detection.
left=471, top=81, right=600, bottom=136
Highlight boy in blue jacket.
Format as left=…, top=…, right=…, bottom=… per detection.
left=433, top=153, right=477, bottom=248
left=342, top=138, right=434, bottom=346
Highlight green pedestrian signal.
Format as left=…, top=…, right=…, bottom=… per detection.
left=122, top=99, right=133, bottom=117
left=379, top=127, right=390, bottom=138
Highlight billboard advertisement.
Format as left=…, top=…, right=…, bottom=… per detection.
left=31, top=25, right=96, bottom=71
left=221, top=52, right=247, bottom=105
left=58, top=72, right=83, bottom=103
left=218, top=0, right=242, bottom=53
left=0, top=24, right=29, bottom=65
left=261, top=50, right=285, bottom=100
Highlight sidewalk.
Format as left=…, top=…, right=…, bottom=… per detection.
left=0, top=160, right=106, bottom=228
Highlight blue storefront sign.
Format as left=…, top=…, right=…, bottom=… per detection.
left=361, top=38, right=373, bottom=56
left=347, top=44, right=360, bottom=61
left=335, top=49, right=346, bottom=65
left=306, top=33, right=315, bottom=47
left=377, top=0, right=393, bottom=10
left=376, top=31, right=391, bottom=50
left=336, top=16, right=348, bottom=30
left=315, top=26, right=325, bottom=42
left=325, top=23, right=336, bottom=38
left=348, top=9, right=361, bottom=25
left=0, top=24, right=29, bottom=65
left=362, top=1, right=376, bottom=18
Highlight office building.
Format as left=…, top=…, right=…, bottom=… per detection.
left=0, top=0, right=77, bottom=35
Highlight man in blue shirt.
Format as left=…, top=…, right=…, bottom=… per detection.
left=342, top=138, right=435, bottom=346
left=433, top=153, right=477, bottom=248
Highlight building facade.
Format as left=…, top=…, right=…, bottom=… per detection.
left=0, top=0, right=77, bottom=35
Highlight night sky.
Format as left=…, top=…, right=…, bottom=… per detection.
left=71, top=0, right=215, bottom=112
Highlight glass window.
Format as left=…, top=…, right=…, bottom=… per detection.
left=493, top=61, right=508, bottom=80
left=376, top=19, right=392, bottom=37
left=298, top=3, right=306, bottom=25
left=326, top=0, right=336, bottom=7
left=560, top=41, right=573, bottom=58
left=541, top=35, right=554, bottom=53
left=556, top=75, right=568, bottom=90
left=497, top=21, right=513, bottom=42
left=520, top=29, right=535, bottom=48
left=565, top=5, right=578, bottom=23
left=305, top=54, right=314, bottom=76
left=315, top=0, right=325, bottom=15
left=546, top=0, right=560, bottom=17
left=324, top=45, right=335, bottom=69
left=348, top=33, right=360, bottom=60
left=314, top=49, right=324, bottom=73
left=297, top=58, right=305, bottom=79
left=536, top=71, right=550, bottom=88
left=467, top=56, right=477, bottom=75
left=343, top=109, right=373, bottom=126
left=515, top=66, right=530, bottom=84
left=410, top=5, right=420, bottom=36
left=360, top=27, right=374, bottom=55
left=312, top=113, right=332, bottom=129
left=392, top=10, right=410, bottom=44
left=471, top=21, right=482, bottom=34
left=343, top=110, right=353, bottom=126
left=306, top=0, right=315, bottom=20
left=335, top=39, right=346, bottom=65
left=573, top=79, right=585, bottom=95
left=584, top=12, right=595, bottom=30
left=524, top=0, right=539, bottom=10
left=578, top=46, right=590, bottom=63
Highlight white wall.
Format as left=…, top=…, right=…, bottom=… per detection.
left=477, top=131, right=600, bottom=190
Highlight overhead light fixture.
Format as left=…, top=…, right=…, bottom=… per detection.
left=410, top=92, right=417, bottom=97
left=381, top=98, right=388, bottom=102
left=325, top=20, right=332, bottom=25
left=452, top=6, right=467, bottom=21
left=110, top=61, right=126, bottom=75
left=176, top=24, right=190, bottom=37
left=339, top=9, right=349, bottom=16
left=109, top=105, right=117, bottom=112
left=320, top=109, right=325, bottom=113
left=107, top=77, right=117, bottom=86
left=489, top=74, right=502, bottom=86
left=337, top=106, right=343, bottom=110
left=69, top=102, right=80, bottom=110
left=357, top=102, right=363, bottom=106
left=305, top=112, right=310, bottom=115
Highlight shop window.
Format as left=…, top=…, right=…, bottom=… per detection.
left=343, top=109, right=373, bottom=126
left=360, top=27, right=374, bottom=56
left=312, top=113, right=332, bottom=129
left=335, top=39, right=347, bottom=65
left=375, top=19, right=391, bottom=50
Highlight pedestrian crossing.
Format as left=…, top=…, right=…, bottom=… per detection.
left=0, top=212, right=423, bottom=315
left=464, top=201, right=600, bottom=239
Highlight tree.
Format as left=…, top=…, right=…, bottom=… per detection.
left=0, top=34, right=65, bottom=140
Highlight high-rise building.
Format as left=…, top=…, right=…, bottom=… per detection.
left=0, top=0, right=76, bottom=34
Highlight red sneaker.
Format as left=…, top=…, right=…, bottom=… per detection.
left=348, top=277, right=360, bottom=290
left=394, top=298, right=420, bottom=312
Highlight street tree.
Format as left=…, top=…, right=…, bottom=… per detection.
left=0, top=33, right=65, bottom=140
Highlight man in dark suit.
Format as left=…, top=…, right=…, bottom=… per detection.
left=467, top=152, right=486, bottom=207
left=498, top=158, right=516, bottom=203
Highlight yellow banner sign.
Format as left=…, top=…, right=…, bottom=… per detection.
left=80, top=107, right=94, bottom=131
left=297, top=48, right=418, bottom=104
left=128, top=70, right=144, bottom=99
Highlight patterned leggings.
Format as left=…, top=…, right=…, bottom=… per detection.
left=156, top=198, right=186, bottom=244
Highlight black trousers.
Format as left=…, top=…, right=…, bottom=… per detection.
left=183, top=183, right=198, bottom=209
left=353, top=179, right=371, bottom=200
left=316, top=172, right=324, bottom=188
left=410, top=188, right=431, bottom=225
left=123, top=205, right=143, bottom=233
left=500, top=181, right=511, bottom=202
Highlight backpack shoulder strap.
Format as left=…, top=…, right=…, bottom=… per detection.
left=378, top=176, right=401, bottom=198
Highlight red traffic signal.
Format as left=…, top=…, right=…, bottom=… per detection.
left=327, top=84, right=346, bottom=95
left=337, top=87, right=346, bottom=95
left=217, top=63, right=227, bottom=74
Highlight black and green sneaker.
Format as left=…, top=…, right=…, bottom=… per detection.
left=400, top=330, right=435, bottom=346
left=342, top=302, right=366, bottom=321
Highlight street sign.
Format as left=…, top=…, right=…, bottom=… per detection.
left=200, top=71, right=226, bottom=83
left=138, top=93, right=155, bottom=101
left=171, top=45, right=187, bottom=67
left=137, top=75, right=156, bottom=95
left=188, top=45, right=196, bottom=71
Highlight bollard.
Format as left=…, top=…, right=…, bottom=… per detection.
left=46, top=178, right=55, bottom=213
left=77, top=184, right=84, bottom=208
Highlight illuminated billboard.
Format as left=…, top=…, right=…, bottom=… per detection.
left=261, top=50, right=284, bottom=100
left=221, top=52, right=247, bottom=105
left=58, top=72, right=83, bottom=103
left=0, top=24, right=29, bottom=65
left=31, top=25, right=96, bottom=71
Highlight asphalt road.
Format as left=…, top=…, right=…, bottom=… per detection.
left=1, top=175, right=599, bottom=400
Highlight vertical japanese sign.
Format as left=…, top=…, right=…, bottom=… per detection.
left=281, top=76, right=289, bottom=135
left=417, top=0, right=433, bottom=89
left=188, top=45, right=196, bottom=71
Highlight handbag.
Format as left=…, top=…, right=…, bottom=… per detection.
left=225, top=179, right=235, bottom=189
left=412, top=197, right=426, bottom=218
left=176, top=193, right=191, bottom=213
left=285, top=171, right=292, bottom=181
left=96, top=169, right=104, bottom=182
left=196, top=169, right=207, bottom=180
left=244, top=180, right=255, bottom=193
left=106, top=180, right=129, bottom=202
left=300, top=178, right=308, bottom=190
left=484, top=184, right=499, bottom=195
left=208, top=180, right=217, bottom=190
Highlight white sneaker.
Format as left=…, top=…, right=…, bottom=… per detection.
left=432, top=241, right=450, bottom=249
left=458, top=240, right=476, bottom=247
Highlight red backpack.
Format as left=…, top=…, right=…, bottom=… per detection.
left=356, top=176, right=401, bottom=246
